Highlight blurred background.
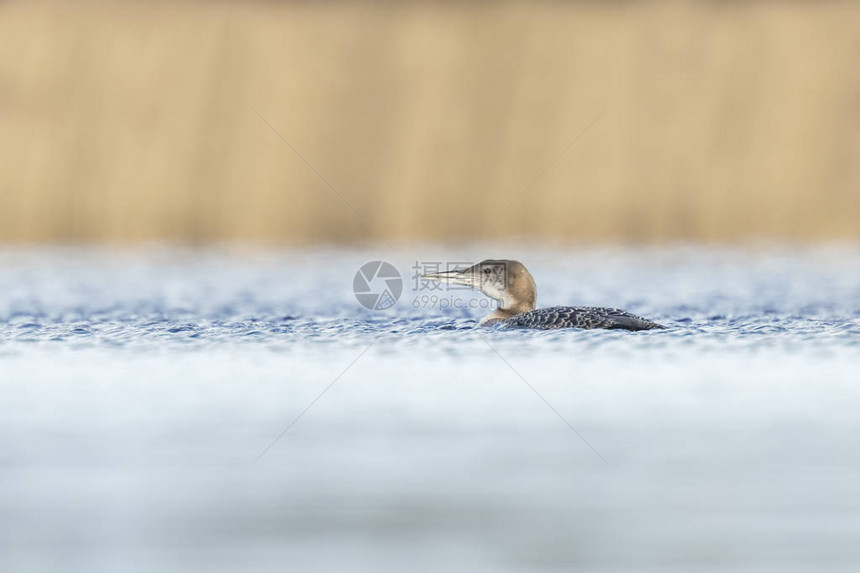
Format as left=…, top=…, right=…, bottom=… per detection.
left=3, top=3, right=860, bottom=572
left=1, top=0, right=859, bottom=245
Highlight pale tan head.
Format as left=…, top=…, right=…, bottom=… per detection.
left=421, top=259, right=537, bottom=322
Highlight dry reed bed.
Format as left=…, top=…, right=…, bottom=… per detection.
left=1, top=1, right=859, bottom=243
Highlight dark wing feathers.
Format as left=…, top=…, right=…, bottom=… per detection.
left=502, top=306, right=664, bottom=331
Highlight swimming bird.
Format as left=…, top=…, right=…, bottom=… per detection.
left=422, top=259, right=665, bottom=331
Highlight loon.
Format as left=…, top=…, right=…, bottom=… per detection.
left=422, top=259, right=665, bottom=331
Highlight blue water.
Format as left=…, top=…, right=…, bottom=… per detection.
left=1, top=246, right=859, bottom=572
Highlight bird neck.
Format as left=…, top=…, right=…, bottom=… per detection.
left=497, top=268, right=537, bottom=316
left=497, top=297, right=535, bottom=315
left=481, top=304, right=529, bottom=325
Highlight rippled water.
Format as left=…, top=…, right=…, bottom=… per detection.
left=1, top=246, right=859, bottom=572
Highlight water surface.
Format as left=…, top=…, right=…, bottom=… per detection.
left=1, top=246, right=859, bottom=572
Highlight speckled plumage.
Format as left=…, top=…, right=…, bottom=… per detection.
left=421, top=259, right=666, bottom=332
left=496, top=306, right=665, bottom=331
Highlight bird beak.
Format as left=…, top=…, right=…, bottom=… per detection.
left=420, top=269, right=475, bottom=287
